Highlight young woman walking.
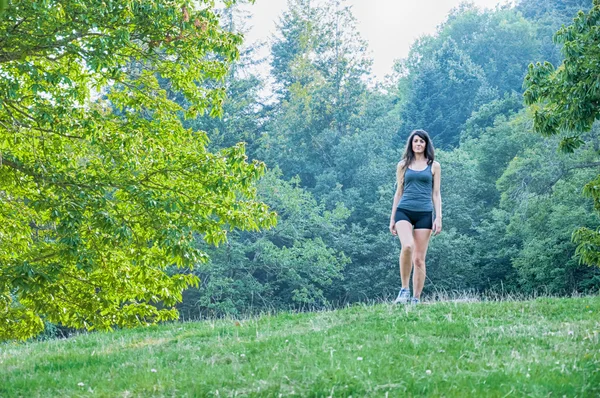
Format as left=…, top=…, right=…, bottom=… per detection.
left=389, top=129, right=442, bottom=305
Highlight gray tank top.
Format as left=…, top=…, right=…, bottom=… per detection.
left=397, top=163, right=433, bottom=212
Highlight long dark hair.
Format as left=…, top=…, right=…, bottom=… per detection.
left=397, top=129, right=435, bottom=186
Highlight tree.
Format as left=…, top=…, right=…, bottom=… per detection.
left=440, top=4, right=540, bottom=94
left=516, top=0, right=593, bottom=66
left=164, top=4, right=268, bottom=159
left=496, top=132, right=600, bottom=292
left=523, top=0, right=600, bottom=268
left=180, top=169, right=349, bottom=318
left=270, top=0, right=321, bottom=97
left=0, top=0, right=275, bottom=340
left=262, top=0, right=371, bottom=188
left=399, top=38, right=494, bottom=148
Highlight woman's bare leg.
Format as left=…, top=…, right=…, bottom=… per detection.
left=395, top=220, right=414, bottom=289
left=412, top=229, right=432, bottom=299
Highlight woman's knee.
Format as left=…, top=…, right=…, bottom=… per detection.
left=413, top=256, right=426, bottom=268
left=401, top=241, right=414, bottom=253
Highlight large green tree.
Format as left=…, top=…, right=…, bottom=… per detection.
left=399, top=38, right=493, bottom=148
left=180, top=169, right=349, bottom=318
left=523, top=0, right=600, bottom=268
left=440, top=4, right=540, bottom=94
left=396, top=4, right=542, bottom=149
left=263, top=0, right=371, bottom=188
left=497, top=130, right=600, bottom=292
left=517, top=0, right=593, bottom=66
left=0, top=0, right=275, bottom=340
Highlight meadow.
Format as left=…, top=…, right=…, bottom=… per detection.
left=1, top=296, right=599, bottom=397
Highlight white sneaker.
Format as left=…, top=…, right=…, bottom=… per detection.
left=393, top=288, right=410, bottom=304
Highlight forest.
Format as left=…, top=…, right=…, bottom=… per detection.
left=177, top=0, right=600, bottom=319
left=1, top=0, right=599, bottom=340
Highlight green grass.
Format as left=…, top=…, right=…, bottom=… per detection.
left=1, top=297, right=599, bottom=397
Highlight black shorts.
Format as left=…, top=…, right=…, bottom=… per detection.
left=394, top=208, right=433, bottom=230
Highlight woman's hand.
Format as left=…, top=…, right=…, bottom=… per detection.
left=432, top=217, right=442, bottom=235
left=390, top=219, right=397, bottom=235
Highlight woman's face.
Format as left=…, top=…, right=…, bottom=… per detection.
left=412, top=135, right=426, bottom=155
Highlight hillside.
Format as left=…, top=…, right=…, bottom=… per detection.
left=1, top=297, right=599, bottom=397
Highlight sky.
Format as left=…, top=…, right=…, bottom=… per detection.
left=239, top=0, right=514, bottom=81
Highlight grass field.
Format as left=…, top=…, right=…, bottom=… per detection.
left=1, top=296, right=599, bottom=397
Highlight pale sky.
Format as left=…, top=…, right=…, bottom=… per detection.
left=240, top=0, right=513, bottom=81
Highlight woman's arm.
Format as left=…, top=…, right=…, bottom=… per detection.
left=432, top=161, right=442, bottom=235
left=390, top=162, right=405, bottom=235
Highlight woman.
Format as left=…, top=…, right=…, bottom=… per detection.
left=389, top=129, right=442, bottom=305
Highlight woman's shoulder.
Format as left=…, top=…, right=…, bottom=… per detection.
left=431, top=160, right=441, bottom=168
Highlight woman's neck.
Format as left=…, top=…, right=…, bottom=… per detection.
left=414, top=153, right=426, bottom=162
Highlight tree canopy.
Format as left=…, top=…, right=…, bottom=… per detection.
left=524, top=0, right=600, bottom=268
left=0, top=0, right=275, bottom=340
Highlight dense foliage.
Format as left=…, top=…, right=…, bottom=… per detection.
left=524, top=0, right=600, bottom=268
left=0, top=0, right=275, bottom=340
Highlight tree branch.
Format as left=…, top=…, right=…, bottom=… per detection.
left=0, top=32, right=108, bottom=64
left=543, top=161, right=600, bottom=194
left=1, top=157, right=116, bottom=191
left=1, top=101, right=85, bottom=139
